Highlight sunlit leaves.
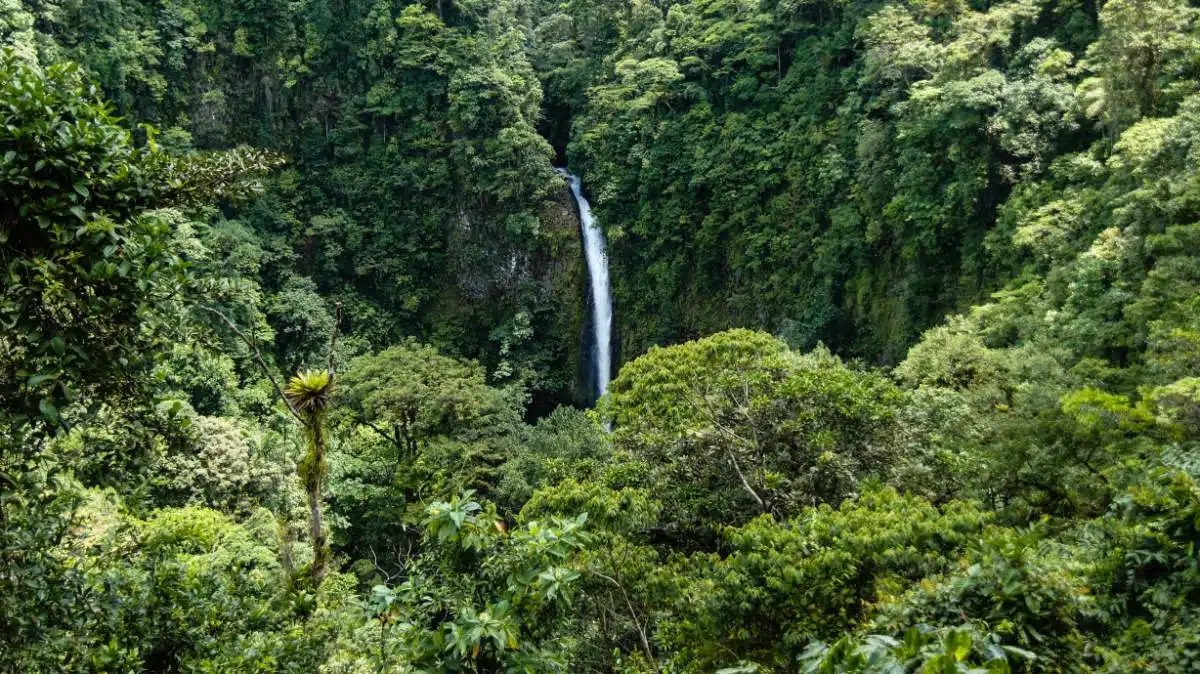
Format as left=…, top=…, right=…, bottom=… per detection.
left=608, top=329, right=903, bottom=526
left=367, top=491, right=591, bottom=671
left=800, top=627, right=1031, bottom=674
left=0, top=50, right=279, bottom=435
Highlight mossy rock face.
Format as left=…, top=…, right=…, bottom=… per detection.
left=537, top=181, right=591, bottom=407
left=419, top=177, right=588, bottom=411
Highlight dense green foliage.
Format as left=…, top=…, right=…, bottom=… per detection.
left=3, top=0, right=1200, bottom=672
left=3, top=0, right=584, bottom=402
left=556, top=0, right=1200, bottom=365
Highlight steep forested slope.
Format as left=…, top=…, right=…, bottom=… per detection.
left=3, top=0, right=587, bottom=398
left=2, top=0, right=1200, bottom=672
left=544, top=0, right=1199, bottom=364
left=6, top=0, right=1197, bottom=374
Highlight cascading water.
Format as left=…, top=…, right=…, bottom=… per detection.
left=559, top=169, right=612, bottom=400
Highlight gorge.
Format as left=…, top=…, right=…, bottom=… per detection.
left=4, top=0, right=1200, bottom=670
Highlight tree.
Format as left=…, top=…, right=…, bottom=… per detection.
left=654, top=488, right=990, bottom=671
left=1079, top=0, right=1200, bottom=138
left=202, top=302, right=342, bottom=586
left=331, top=340, right=522, bottom=566
left=0, top=50, right=280, bottom=440
left=149, top=413, right=289, bottom=513
left=286, top=370, right=335, bottom=585
left=608, top=329, right=903, bottom=531
left=337, top=340, right=519, bottom=470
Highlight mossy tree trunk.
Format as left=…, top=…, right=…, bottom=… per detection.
left=288, top=371, right=334, bottom=585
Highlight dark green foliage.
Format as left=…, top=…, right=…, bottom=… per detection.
left=871, top=531, right=1089, bottom=673
left=5, top=0, right=583, bottom=400
left=0, top=50, right=278, bottom=436
left=329, top=340, right=524, bottom=570
left=0, top=476, right=96, bottom=672
left=91, top=506, right=338, bottom=672
left=558, top=0, right=1200, bottom=371
left=801, top=628, right=1033, bottom=674
left=4, top=1, right=1200, bottom=672
left=495, top=406, right=613, bottom=514
left=0, top=482, right=353, bottom=672
left=1087, top=472, right=1200, bottom=672
left=337, top=341, right=521, bottom=461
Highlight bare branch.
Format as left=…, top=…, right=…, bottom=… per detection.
left=362, top=419, right=400, bottom=448
left=699, top=382, right=769, bottom=513
left=198, top=305, right=303, bottom=426
left=590, top=566, right=657, bottom=668
left=369, top=546, right=402, bottom=584
left=726, top=446, right=767, bottom=512
left=327, top=301, right=343, bottom=378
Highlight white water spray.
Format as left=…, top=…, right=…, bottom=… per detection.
left=559, top=169, right=612, bottom=399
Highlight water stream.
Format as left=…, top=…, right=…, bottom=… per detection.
left=559, top=169, right=612, bottom=400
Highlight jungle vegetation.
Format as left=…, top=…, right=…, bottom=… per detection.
left=2, top=0, right=1200, bottom=671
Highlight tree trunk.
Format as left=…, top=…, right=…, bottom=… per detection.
left=306, top=421, right=329, bottom=585
left=307, top=486, right=327, bottom=584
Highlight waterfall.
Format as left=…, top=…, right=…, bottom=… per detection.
left=559, top=169, right=612, bottom=400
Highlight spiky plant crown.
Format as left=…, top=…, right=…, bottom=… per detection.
left=285, top=370, right=333, bottom=415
